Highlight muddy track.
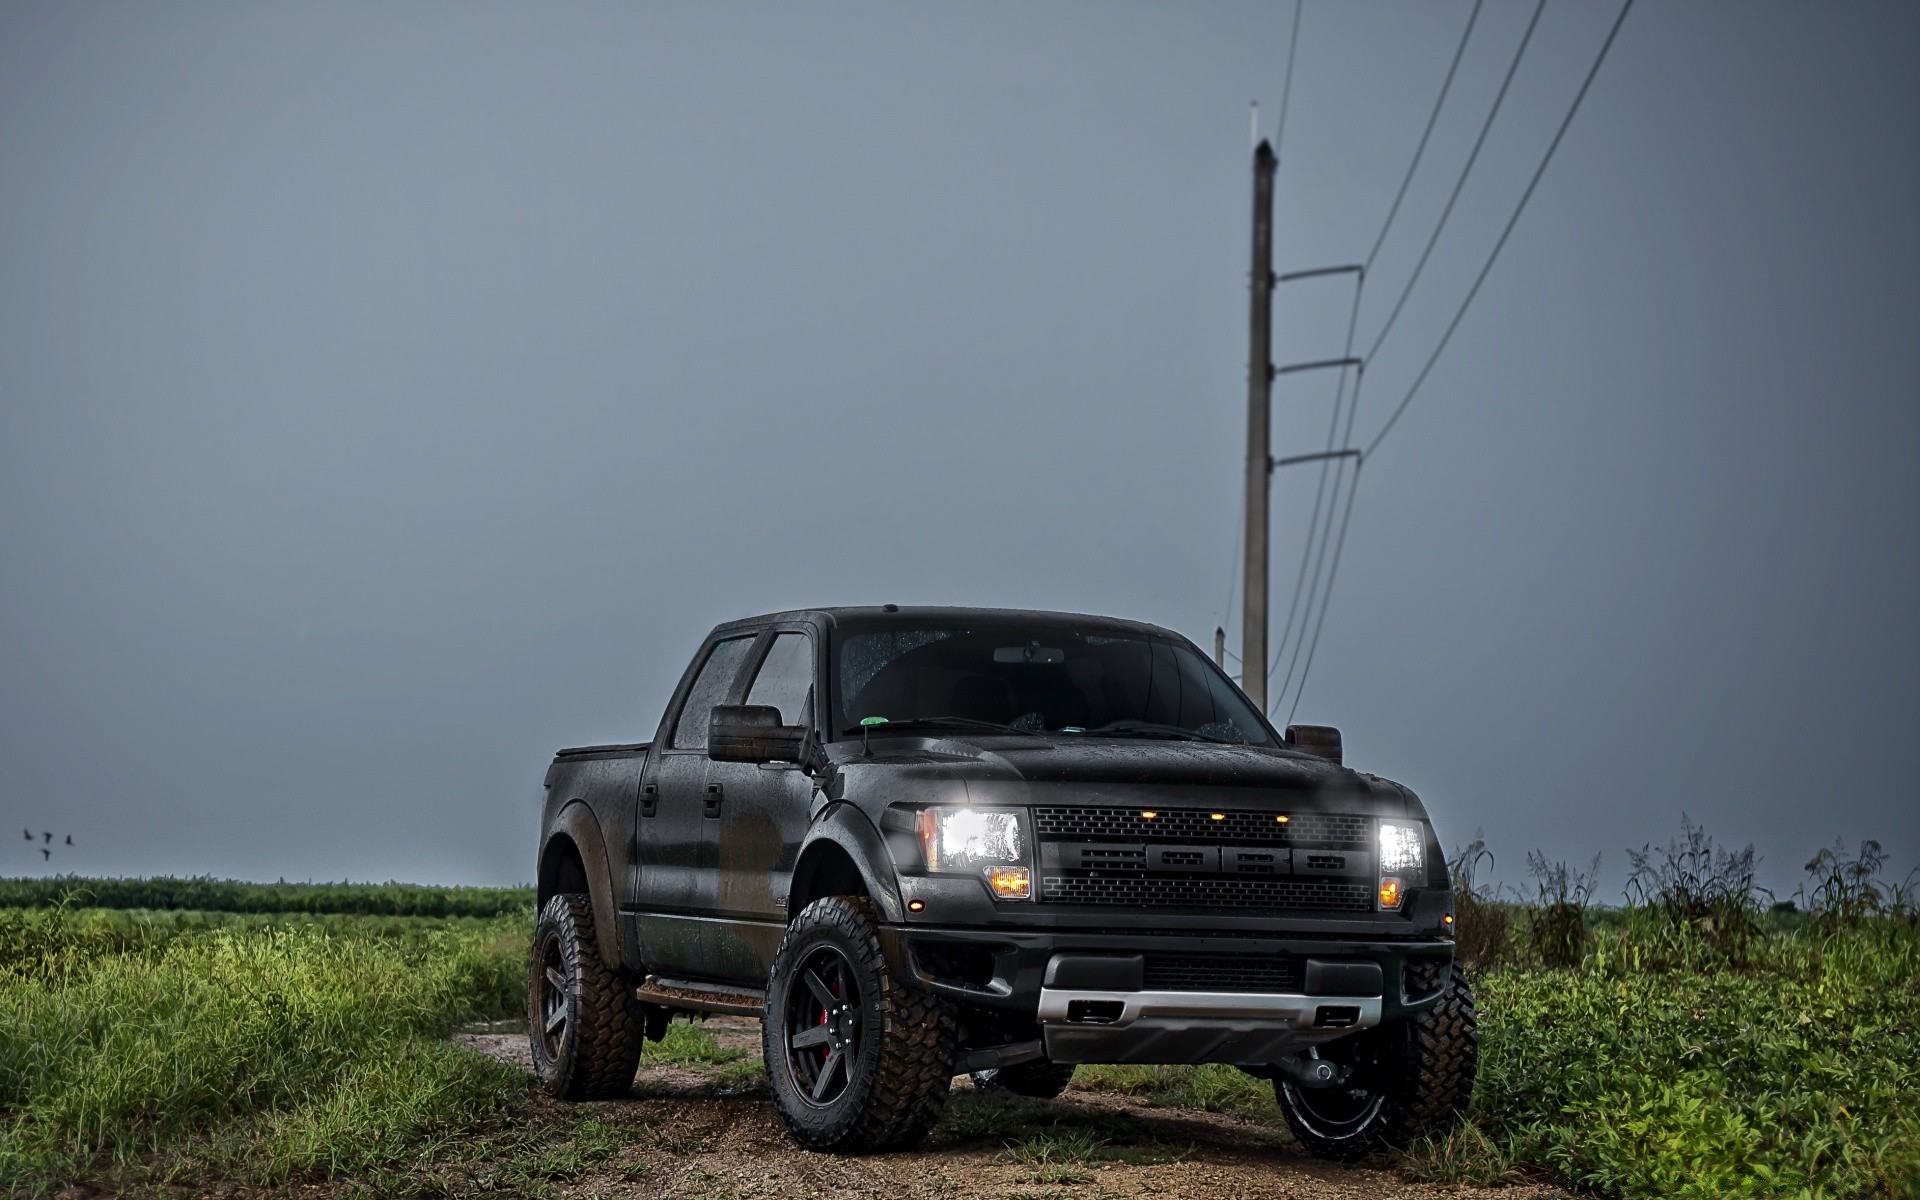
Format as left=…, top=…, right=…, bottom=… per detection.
left=456, top=1019, right=1566, bottom=1199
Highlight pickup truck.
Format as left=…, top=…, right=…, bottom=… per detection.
left=530, top=606, right=1474, bottom=1157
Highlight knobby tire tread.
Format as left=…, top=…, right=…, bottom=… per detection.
left=532, top=893, right=645, bottom=1101
left=765, top=896, right=957, bottom=1153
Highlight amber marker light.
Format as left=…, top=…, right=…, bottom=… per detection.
left=1443, top=913, right=1455, bottom=927
left=1275, top=814, right=1290, bottom=824
left=1378, top=877, right=1405, bottom=910
left=1141, top=810, right=1158, bottom=820
left=986, top=866, right=1032, bottom=900
left=1210, top=813, right=1226, bottom=821
left=908, top=900, right=926, bottom=913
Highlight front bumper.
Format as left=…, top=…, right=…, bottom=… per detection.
left=877, top=922, right=1452, bottom=1065
left=1035, top=985, right=1383, bottom=1064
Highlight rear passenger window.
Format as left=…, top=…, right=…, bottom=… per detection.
left=671, top=636, right=755, bottom=749
left=745, top=632, right=814, bottom=726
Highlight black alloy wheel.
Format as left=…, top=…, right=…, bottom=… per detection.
left=1271, top=966, right=1478, bottom=1161
left=782, top=944, right=864, bottom=1105
left=762, top=896, right=958, bottom=1152
left=533, top=927, right=572, bottom=1062
left=1277, top=1039, right=1392, bottom=1142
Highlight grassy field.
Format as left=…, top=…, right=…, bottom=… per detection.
left=0, top=874, right=534, bottom=917
left=2, top=873, right=1915, bottom=1198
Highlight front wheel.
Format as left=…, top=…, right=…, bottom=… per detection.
left=1274, top=966, right=1478, bottom=1161
left=762, top=896, right=957, bottom=1152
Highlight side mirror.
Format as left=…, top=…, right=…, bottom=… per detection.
left=709, top=704, right=808, bottom=764
left=1284, top=724, right=1343, bottom=766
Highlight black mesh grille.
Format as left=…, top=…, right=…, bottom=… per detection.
left=1033, top=806, right=1370, bottom=849
left=1142, top=954, right=1302, bottom=992
left=1038, top=874, right=1374, bottom=912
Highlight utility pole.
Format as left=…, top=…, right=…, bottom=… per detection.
left=1241, top=139, right=1276, bottom=707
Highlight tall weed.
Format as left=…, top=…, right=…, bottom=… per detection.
left=1800, top=840, right=1918, bottom=929
left=1447, top=833, right=1510, bottom=971
left=1625, top=815, right=1767, bottom=965
left=1524, top=851, right=1600, bottom=968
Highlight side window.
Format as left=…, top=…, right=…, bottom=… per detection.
left=671, top=636, right=756, bottom=749
left=745, top=632, right=815, bottom=727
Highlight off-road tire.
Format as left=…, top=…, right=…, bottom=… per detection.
left=763, top=896, right=958, bottom=1152
left=527, top=893, right=645, bottom=1100
left=971, top=1059, right=1077, bottom=1099
left=1274, top=964, right=1477, bottom=1161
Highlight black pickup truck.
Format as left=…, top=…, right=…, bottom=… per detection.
left=531, top=606, right=1474, bottom=1156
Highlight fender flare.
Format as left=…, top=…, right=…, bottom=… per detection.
left=541, top=801, right=623, bottom=967
left=792, top=803, right=906, bottom=924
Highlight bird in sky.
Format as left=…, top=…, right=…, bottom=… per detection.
left=42, top=832, right=52, bottom=844
left=40, top=848, right=50, bottom=861
left=20, top=829, right=28, bottom=841
left=65, top=835, right=73, bottom=846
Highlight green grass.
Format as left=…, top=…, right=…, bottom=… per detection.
left=642, top=1018, right=765, bottom=1086
left=0, top=905, right=535, bottom=1196
left=1069, top=1062, right=1275, bottom=1117
left=1426, top=914, right=1920, bottom=1199
left=6, top=883, right=1915, bottom=1199
left=0, top=874, right=535, bottom=918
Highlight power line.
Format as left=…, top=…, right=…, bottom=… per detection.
left=1363, top=0, right=1485, bottom=275
left=1273, top=361, right=1366, bottom=715
left=1268, top=281, right=1362, bottom=686
left=1265, top=2, right=1480, bottom=697
left=1274, top=0, right=1304, bottom=159
left=1286, top=459, right=1363, bottom=725
left=1366, top=0, right=1635, bottom=460
left=1279, top=0, right=1635, bottom=721
left=1363, top=0, right=1547, bottom=364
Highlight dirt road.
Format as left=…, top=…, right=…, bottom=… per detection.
left=456, top=1019, right=1563, bottom=1200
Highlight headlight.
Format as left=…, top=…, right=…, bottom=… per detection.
left=1378, top=820, right=1425, bottom=910
left=1378, top=821, right=1426, bottom=875
left=916, top=807, right=1031, bottom=899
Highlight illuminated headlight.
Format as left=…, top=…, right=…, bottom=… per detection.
left=917, top=808, right=1031, bottom=898
left=1378, top=821, right=1425, bottom=911
left=1378, top=821, right=1426, bottom=876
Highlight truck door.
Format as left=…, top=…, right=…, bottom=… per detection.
left=701, top=628, right=819, bottom=983
left=635, top=632, right=757, bottom=975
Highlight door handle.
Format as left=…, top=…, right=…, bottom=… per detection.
left=704, top=783, right=724, bottom=818
left=640, top=784, right=659, bottom=818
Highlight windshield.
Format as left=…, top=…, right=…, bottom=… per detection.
left=832, top=624, right=1273, bottom=745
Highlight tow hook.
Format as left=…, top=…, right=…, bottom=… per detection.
left=1275, top=1054, right=1351, bottom=1090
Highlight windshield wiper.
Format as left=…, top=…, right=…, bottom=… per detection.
left=839, top=716, right=1041, bottom=737
left=1076, top=721, right=1235, bottom=744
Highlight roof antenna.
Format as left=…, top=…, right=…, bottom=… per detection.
left=1250, top=100, right=1260, bottom=152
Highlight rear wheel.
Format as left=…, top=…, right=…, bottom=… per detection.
left=763, top=896, right=957, bottom=1152
left=527, top=893, right=645, bottom=1100
left=1274, top=966, right=1478, bottom=1160
left=971, top=1059, right=1077, bottom=1099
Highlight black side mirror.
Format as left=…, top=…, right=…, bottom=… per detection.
left=709, top=704, right=808, bottom=765
left=1284, top=724, right=1343, bottom=766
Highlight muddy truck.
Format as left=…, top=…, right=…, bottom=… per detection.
left=531, top=606, right=1474, bottom=1157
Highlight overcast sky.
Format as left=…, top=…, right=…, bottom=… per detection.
left=2, top=1, right=1914, bottom=899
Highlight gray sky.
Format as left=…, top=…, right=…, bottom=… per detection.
left=3, top=1, right=1915, bottom=899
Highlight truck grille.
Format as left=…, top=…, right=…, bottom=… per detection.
left=1033, top=806, right=1370, bottom=849
left=1142, top=954, right=1302, bottom=992
left=1038, top=874, right=1373, bottom=912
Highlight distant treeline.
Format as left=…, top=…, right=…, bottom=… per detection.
left=0, top=876, right=535, bottom=918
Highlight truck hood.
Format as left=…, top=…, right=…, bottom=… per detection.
left=831, top=733, right=1413, bottom=816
